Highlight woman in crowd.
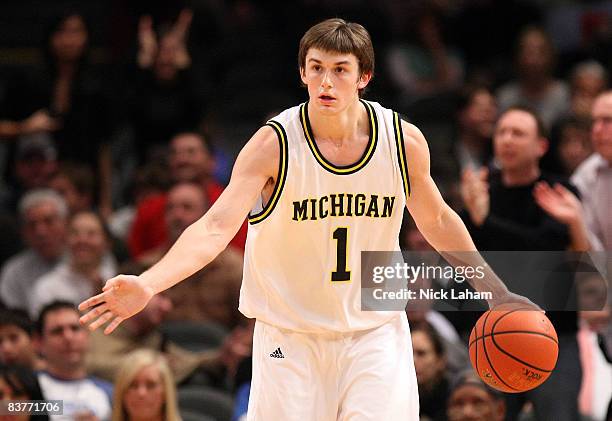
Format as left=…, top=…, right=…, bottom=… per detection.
left=412, top=322, right=450, bottom=421
left=6, top=10, right=113, bottom=216
left=0, top=365, right=49, bottom=421
left=111, top=350, right=181, bottom=421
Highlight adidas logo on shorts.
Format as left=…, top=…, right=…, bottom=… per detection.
left=269, top=347, right=284, bottom=358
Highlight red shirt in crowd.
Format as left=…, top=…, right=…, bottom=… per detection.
left=128, top=180, right=247, bottom=258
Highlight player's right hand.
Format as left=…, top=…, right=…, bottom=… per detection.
left=78, top=275, right=154, bottom=334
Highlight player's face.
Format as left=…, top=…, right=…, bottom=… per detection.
left=493, top=110, right=547, bottom=173
left=591, top=93, right=612, bottom=162
left=39, top=309, right=89, bottom=370
left=124, top=364, right=166, bottom=420
left=447, top=385, right=505, bottom=421
left=0, top=325, right=35, bottom=367
left=300, top=48, right=371, bottom=114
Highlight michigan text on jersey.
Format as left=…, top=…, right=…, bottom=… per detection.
left=292, top=194, right=396, bottom=221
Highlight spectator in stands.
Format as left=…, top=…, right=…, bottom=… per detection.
left=111, top=349, right=181, bottom=421
left=411, top=322, right=450, bottom=421
left=0, top=111, right=59, bottom=139
left=400, top=219, right=471, bottom=374
left=34, top=301, right=112, bottom=420
left=461, top=106, right=585, bottom=250
left=86, top=293, right=217, bottom=385
left=435, top=85, right=497, bottom=199
left=0, top=365, right=49, bottom=421
left=571, top=90, right=612, bottom=250
left=446, top=370, right=505, bottom=421
left=128, top=132, right=246, bottom=259
left=543, top=61, right=607, bottom=176
left=107, top=163, right=170, bottom=242
left=5, top=10, right=113, bottom=216
left=29, top=211, right=117, bottom=318
left=231, top=357, right=251, bottom=421
left=0, top=190, right=67, bottom=311
left=2, top=134, right=59, bottom=211
left=385, top=4, right=464, bottom=106
left=49, top=162, right=94, bottom=215
left=453, top=85, right=497, bottom=173
left=497, top=26, right=569, bottom=129
left=137, top=182, right=244, bottom=328
left=219, top=319, right=255, bottom=384
left=461, top=106, right=583, bottom=421
left=544, top=116, right=593, bottom=177
left=568, top=60, right=608, bottom=120
left=0, top=308, right=44, bottom=370
left=125, top=9, right=206, bottom=164
left=577, top=272, right=612, bottom=421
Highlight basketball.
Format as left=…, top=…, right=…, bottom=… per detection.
left=468, top=306, right=559, bottom=393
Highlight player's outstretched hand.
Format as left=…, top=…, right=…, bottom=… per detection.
left=489, top=290, right=544, bottom=312
left=78, top=275, right=154, bottom=334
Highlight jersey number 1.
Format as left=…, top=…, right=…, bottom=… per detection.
left=332, top=227, right=351, bottom=282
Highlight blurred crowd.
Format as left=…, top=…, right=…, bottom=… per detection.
left=0, top=0, right=611, bottom=420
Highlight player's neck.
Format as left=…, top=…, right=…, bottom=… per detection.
left=307, top=99, right=367, bottom=145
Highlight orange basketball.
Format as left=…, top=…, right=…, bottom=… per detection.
left=468, top=306, right=559, bottom=393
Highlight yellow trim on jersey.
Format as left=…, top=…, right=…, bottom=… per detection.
left=248, top=120, right=288, bottom=224
left=393, top=112, right=411, bottom=197
left=300, top=100, right=378, bottom=175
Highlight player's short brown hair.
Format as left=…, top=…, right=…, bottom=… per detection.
left=298, top=18, right=374, bottom=92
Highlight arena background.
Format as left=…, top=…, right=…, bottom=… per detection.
left=0, top=1, right=611, bottom=421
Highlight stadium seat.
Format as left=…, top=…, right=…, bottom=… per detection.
left=159, top=321, right=229, bottom=351
left=178, top=386, right=234, bottom=421
left=180, top=410, right=216, bottom=421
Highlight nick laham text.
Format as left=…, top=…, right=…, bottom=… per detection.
left=372, top=288, right=492, bottom=301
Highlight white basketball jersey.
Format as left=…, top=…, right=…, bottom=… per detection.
left=239, top=100, right=411, bottom=332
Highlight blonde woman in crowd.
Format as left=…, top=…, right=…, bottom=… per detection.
left=112, top=350, right=181, bottom=421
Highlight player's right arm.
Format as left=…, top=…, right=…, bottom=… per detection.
left=79, top=126, right=280, bottom=333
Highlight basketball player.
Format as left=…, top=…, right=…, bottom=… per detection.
left=79, top=19, right=534, bottom=420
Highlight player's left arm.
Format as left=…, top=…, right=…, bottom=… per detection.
left=400, top=120, right=536, bottom=308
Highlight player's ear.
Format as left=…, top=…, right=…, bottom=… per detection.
left=300, top=66, right=307, bottom=85
left=357, top=71, right=372, bottom=90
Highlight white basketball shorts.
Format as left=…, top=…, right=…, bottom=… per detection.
left=246, top=313, right=419, bottom=420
